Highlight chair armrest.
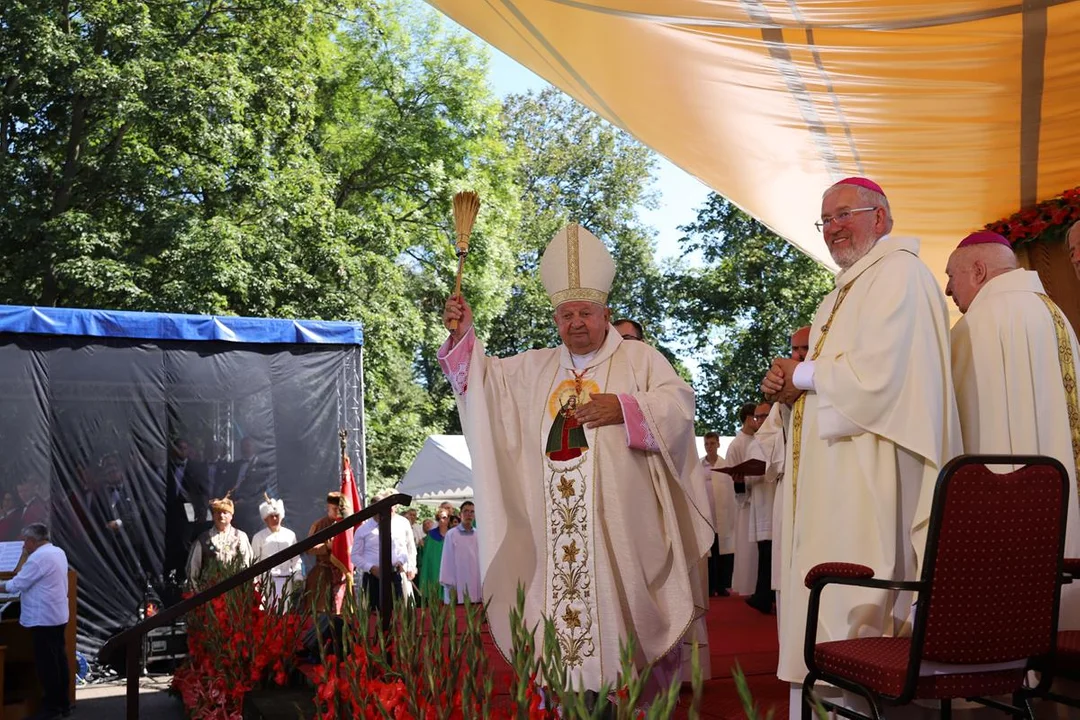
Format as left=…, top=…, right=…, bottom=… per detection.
left=804, top=562, right=874, bottom=589
left=1063, top=558, right=1080, bottom=584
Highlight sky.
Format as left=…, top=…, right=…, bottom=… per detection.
left=485, top=47, right=712, bottom=265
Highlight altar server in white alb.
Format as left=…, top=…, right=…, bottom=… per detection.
left=439, top=500, right=481, bottom=603
left=761, top=177, right=961, bottom=711
left=946, top=230, right=1080, bottom=628
left=251, top=495, right=302, bottom=607
left=439, top=223, right=712, bottom=699
left=755, top=326, right=810, bottom=625
left=725, top=403, right=763, bottom=597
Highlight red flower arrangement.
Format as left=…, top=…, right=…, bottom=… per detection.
left=985, top=187, right=1080, bottom=247
left=171, top=568, right=303, bottom=719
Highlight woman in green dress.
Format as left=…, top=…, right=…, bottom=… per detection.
left=418, top=508, right=451, bottom=601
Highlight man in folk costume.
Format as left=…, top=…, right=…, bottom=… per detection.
left=439, top=223, right=713, bottom=700
left=187, top=495, right=254, bottom=586
left=761, top=177, right=961, bottom=715
left=251, top=495, right=302, bottom=608
left=304, top=492, right=348, bottom=614
left=946, top=230, right=1080, bottom=629
left=754, top=326, right=810, bottom=627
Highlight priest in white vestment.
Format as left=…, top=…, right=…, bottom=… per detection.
left=754, top=327, right=810, bottom=627
left=725, top=403, right=764, bottom=597
left=702, top=431, right=734, bottom=596
left=761, top=177, right=962, bottom=710
left=946, top=231, right=1080, bottom=630
left=439, top=224, right=713, bottom=697
left=440, top=500, right=482, bottom=603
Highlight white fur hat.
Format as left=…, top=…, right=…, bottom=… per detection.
left=259, top=495, right=284, bottom=520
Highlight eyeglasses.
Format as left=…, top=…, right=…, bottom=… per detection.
left=621, top=334, right=642, bottom=341
left=752, top=414, right=769, bottom=420
left=815, top=207, right=878, bottom=232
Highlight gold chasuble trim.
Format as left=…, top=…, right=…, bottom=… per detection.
left=1037, top=293, right=1080, bottom=504
left=790, top=283, right=853, bottom=519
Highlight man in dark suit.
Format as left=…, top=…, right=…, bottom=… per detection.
left=225, top=437, right=276, bottom=537
left=164, top=438, right=209, bottom=583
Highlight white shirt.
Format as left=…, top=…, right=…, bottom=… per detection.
left=352, top=514, right=416, bottom=574
left=6, top=543, right=69, bottom=627
left=251, top=526, right=302, bottom=577
left=700, top=456, right=720, bottom=527
left=439, top=525, right=482, bottom=603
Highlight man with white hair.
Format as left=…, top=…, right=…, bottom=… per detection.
left=946, top=230, right=1080, bottom=629
left=761, top=177, right=961, bottom=714
left=1068, top=220, right=1080, bottom=280
left=352, top=488, right=417, bottom=609
left=251, top=495, right=302, bottom=607
left=440, top=223, right=712, bottom=700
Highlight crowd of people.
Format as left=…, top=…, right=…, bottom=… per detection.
left=181, top=486, right=483, bottom=615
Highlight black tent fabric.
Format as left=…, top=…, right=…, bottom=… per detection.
left=0, top=306, right=364, bottom=655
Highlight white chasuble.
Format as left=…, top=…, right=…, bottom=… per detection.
left=442, top=325, right=713, bottom=691
left=951, top=269, right=1080, bottom=629
left=777, top=236, right=962, bottom=683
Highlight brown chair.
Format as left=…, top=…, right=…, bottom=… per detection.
left=801, top=454, right=1069, bottom=720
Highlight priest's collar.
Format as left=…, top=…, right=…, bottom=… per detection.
left=834, top=235, right=921, bottom=290
left=966, top=268, right=1044, bottom=315
left=559, top=324, right=621, bottom=370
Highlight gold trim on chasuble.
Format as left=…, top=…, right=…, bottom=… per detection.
left=544, top=364, right=604, bottom=678
left=1037, top=293, right=1080, bottom=503
left=790, top=283, right=853, bottom=518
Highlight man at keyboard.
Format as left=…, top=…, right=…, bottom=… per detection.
left=0, top=523, right=70, bottom=719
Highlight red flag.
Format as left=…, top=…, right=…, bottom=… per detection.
left=330, top=455, right=363, bottom=589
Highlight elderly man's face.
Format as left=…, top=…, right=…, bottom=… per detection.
left=790, top=327, right=810, bottom=361
left=944, top=251, right=981, bottom=314
left=820, top=186, right=884, bottom=269
left=554, top=301, right=611, bottom=355
left=1068, top=225, right=1080, bottom=280
left=213, top=508, right=233, bottom=530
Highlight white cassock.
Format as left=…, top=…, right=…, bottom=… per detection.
left=440, top=524, right=482, bottom=604
left=438, top=324, right=713, bottom=691
left=703, top=454, right=736, bottom=558
left=951, top=268, right=1080, bottom=629
left=755, top=402, right=790, bottom=595
left=778, top=236, right=962, bottom=684
left=251, top=526, right=302, bottom=604
left=725, top=430, right=762, bottom=596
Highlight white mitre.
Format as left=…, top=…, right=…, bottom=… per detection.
left=259, top=496, right=285, bottom=520
left=539, top=223, right=615, bottom=307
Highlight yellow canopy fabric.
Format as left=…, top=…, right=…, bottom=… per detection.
left=424, top=0, right=1080, bottom=282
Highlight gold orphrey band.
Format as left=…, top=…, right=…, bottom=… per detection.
left=790, top=283, right=853, bottom=519
left=1037, top=293, right=1080, bottom=505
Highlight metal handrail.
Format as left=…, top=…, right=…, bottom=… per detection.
left=98, top=492, right=411, bottom=720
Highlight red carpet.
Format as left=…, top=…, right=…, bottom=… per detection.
left=480, top=595, right=789, bottom=718
left=300, top=596, right=789, bottom=718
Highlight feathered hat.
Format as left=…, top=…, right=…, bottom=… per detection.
left=259, top=492, right=284, bottom=520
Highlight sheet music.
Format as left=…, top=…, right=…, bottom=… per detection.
left=0, top=542, right=24, bottom=573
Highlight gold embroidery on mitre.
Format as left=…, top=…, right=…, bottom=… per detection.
left=1038, top=293, right=1080, bottom=506
left=568, top=223, right=581, bottom=289
left=550, top=287, right=608, bottom=307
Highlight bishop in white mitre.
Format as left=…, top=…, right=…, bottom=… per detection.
left=762, top=177, right=962, bottom=710
left=439, top=224, right=713, bottom=696
left=946, top=230, right=1080, bottom=629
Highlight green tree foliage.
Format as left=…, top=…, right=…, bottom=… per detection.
left=0, top=0, right=519, bottom=490
left=667, top=194, right=834, bottom=433
left=483, top=88, right=666, bottom=357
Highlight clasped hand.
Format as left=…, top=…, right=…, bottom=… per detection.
left=574, top=393, right=624, bottom=428
left=760, top=357, right=805, bottom=405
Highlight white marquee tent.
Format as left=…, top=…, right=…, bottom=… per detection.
left=397, top=433, right=735, bottom=505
